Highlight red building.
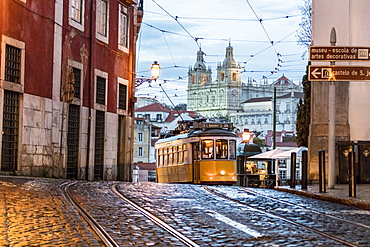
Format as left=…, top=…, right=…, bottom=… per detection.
left=0, top=0, right=142, bottom=180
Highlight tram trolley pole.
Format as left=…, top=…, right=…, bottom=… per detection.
left=348, top=151, right=356, bottom=197
left=301, top=150, right=308, bottom=190
left=318, top=150, right=326, bottom=193
left=290, top=152, right=297, bottom=188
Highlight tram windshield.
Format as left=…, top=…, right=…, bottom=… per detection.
left=201, top=140, right=214, bottom=159
left=216, top=140, right=228, bottom=159
left=201, top=139, right=236, bottom=160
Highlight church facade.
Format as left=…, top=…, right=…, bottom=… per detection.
left=187, top=43, right=243, bottom=118
left=187, top=43, right=303, bottom=137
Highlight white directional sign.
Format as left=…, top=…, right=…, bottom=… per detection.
left=310, top=46, right=370, bottom=61
left=309, top=66, right=370, bottom=81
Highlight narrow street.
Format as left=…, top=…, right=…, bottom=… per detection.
left=1, top=176, right=369, bottom=246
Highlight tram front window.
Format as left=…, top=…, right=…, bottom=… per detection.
left=216, top=139, right=228, bottom=159
left=201, top=140, right=214, bottom=159
left=229, top=140, right=236, bottom=159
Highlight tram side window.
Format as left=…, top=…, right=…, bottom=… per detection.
left=173, top=146, right=178, bottom=165
left=178, top=145, right=183, bottom=163
left=202, top=140, right=214, bottom=159
left=229, top=140, right=236, bottom=159
left=168, top=147, right=173, bottom=165
left=216, top=139, right=228, bottom=159
left=163, top=148, right=168, bottom=166
left=158, top=149, right=163, bottom=166
left=183, top=144, right=188, bottom=162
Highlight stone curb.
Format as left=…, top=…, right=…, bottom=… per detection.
left=275, top=187, right=370, bottom=211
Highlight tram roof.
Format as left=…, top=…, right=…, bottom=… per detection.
left=189, top=128, right=237, bottom=137
left=156, top=133, right=189, bottom=144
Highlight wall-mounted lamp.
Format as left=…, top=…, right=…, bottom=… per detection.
left=135, top=61, right=161, bottom=87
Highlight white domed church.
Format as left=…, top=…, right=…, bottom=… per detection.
left=187, top=43, right=303, bottom=135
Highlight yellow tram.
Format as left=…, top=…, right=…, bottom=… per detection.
left=155, top=121, right=237, bottom=184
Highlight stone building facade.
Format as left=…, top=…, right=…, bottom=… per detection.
left=187, top=44, right=303, bottom=140
left=0, top=0, right=142, bottom=181
left=309, top=0, right=370, bottom=183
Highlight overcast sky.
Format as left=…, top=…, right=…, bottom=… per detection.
left=135, top=0, right=308, bottom=106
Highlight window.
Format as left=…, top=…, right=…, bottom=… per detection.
left=221, top=71, right=225, bottom=81
left=264, top=117, right=268, bottom=124
left=279, top=159, right=287, bottom=168
left=178, top=145, right=183, bottom=164
left=71, top=0, right=83, bottom=23
left=279, top=170, right=287, bottom=180
left=232, top=72, right=236, bottom=81
left=202, top=74, right=207, bottom=83
left=286, top=103, right=290, bottom=112
left=118, top=83, right=127, bottom=110
left=119, top=5, right=129, bottom=50
left=96, top=76, right=106, bottom=105
left=173, top=146, right=178, bottom=165
left=201, top=140, right=214, bottom=159
left=5, top=44, right=21, bottom=84
left=72, top=67, right=81, bottom=99
left=69, top=0, right=85, bottom=31
left=138, top=147, right=143, bottom=157
left=138, top=132, right=143, bottom=142
left=216, top=140, right=228, bottom=159
left=96, top=0, right=108, bottom=42
left=156, top=114, right=162, bottom=122
left=229, top=140, right=236, bottom=159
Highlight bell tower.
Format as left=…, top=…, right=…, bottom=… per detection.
left=187, top=47, right=212, bottom=111
left=216, top=42, right=243, bottom=115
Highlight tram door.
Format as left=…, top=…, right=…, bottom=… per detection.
left=192, top=142, right=201, bottom=184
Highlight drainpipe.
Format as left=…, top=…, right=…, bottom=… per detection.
left=86, top=0, right=95, bottom=181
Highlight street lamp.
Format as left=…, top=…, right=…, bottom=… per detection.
left=242, top=129, right=251, bottom=143
left=135, top=61, right=161, bottom=87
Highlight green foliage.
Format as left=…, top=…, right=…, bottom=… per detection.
left=296, top=63, right=311, bottom=147
left=174, top=103, right=187, bottom=111
left=253, top=137, right=265, bottom=147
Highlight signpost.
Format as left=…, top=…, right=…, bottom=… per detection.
left=309, top=66, right=370, bottom=81
left=310, top=46, right=370, bottom=61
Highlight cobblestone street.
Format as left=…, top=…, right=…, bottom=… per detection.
left=1, top=176, right=370, bottom=246
left=0, top=177, right=100, bottom=246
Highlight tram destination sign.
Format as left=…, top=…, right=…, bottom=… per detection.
left=309, top=66, right=370, bottom=81
left=310, top=46, right=370, bottom=61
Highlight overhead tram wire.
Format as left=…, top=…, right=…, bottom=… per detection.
left=144, top=10, right=300, bottom=22
left=152, top=0, right=201, bottom=48
left=162, top=32, right=177, bottom=67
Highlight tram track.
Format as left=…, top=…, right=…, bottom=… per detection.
left=203, top=186, right=361, bottom=247
left=242, top=187, right=370, bottom=230
left=62, top=182, right=119, bottom=247
left=63, top=182, right=199, bottom=247
left=110, top=184, right=200, bottom=247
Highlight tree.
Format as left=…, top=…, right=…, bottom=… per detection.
left=174, top=103, right=187, bottom=111
left=253, top=137, right=265, bottom=147
left=297, top=0, right=312, bottom=57
left=296, top=63, right=311, bottom=147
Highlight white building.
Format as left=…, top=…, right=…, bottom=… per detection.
left=230, top=91, right=303, bottom=134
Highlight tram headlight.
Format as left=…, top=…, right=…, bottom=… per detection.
left=220, top=170, right=226, bottom=176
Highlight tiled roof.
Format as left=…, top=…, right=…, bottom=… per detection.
left=135, top=103, right=171, bottom=112
left=164, top=111, right=200, bottom=122
left=134, top=162, right=156, bottom=170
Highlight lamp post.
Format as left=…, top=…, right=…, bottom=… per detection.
left=241, top=129, right=252, bottom=186
left=135, top=61, right=161, bottom=87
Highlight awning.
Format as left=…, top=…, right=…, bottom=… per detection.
left=271, top=147, right=308, bottom=159
left=247, top=149, right=283, bottom=160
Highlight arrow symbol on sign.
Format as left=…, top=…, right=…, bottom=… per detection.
left=311, top=68, right=321, bottom=78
